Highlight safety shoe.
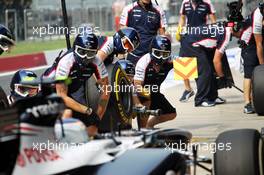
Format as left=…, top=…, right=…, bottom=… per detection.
left=215, top=97, right=226, bottom=105
left=179, top=90, right=195, bottom=102
left=197, top=101, right=216, bottom=107
left=244, top=103, right=255, bottom=114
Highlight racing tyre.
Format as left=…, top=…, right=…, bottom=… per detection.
left=86, top=63, right=133, bottom=132
left=0, top=86, right=9, bottom=110
left=214, top=129, right=261, bottom=175
left=252, top=65, right=264, bottom=115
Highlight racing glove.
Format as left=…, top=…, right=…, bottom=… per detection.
left=176, top=25, right=183, bottom=42
left=86, top=108, right=101, bottom=126
left=217, top=77, right=233, bottom=89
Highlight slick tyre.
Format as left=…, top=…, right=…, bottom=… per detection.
left=86, top=63, right=133, bottom=132
left=214, top=129, right=262, bottom=175
left=0, top=86, right=9, bottom=109
left=252, top=65, right=264, bottom=115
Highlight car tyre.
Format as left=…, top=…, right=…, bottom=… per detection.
left=214, top=129, right=261, bottom=175
left=86, top=63, right=133, bottom=132
left=252, top=65, right=264, bottom=115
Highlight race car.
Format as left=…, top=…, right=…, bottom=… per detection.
left=0, top=77, right=192, bottom=175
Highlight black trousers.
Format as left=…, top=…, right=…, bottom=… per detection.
left=241, top=45, right=260, bottom=79
left=179, top=38, right=218, bottom=106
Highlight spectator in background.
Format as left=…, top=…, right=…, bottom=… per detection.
left=157, top=0, right=170, bottom=21
left=112, top=0, right=126, bottom=31
left=120, top=0, right=167, bottom=65
left=176, top=0, right=217, bottom=102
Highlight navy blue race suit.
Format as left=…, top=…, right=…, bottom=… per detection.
left=179, top=24, right=231, bottom=106
left=120, top=1, right=167, bottom=64
left=180, top=0, right=216, bottom=27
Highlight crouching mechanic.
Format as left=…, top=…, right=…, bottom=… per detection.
left=97, top=27, right=140, bottom=64
left=134, top=35, right=176, bottom=128
left=8, top=70, right=40, bottom=104
left=44, top=32, right=110, bottom=136
left=0, top=26, right=39, bottom=105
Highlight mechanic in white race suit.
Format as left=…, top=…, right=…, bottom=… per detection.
left=43, top=32, right=110, bottom=137
left=235, top=2, right=264, bottom=113
left=134, top=35, right=176, bottom=128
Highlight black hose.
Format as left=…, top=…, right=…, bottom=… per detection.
left=61, top=0, right=71, bottom=50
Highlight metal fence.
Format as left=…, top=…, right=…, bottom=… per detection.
left=1, top=6, right=114, bottom=41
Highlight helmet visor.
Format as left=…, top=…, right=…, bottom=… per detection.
left=152, top=48, right=171, bottom=59
left=121, top=37, right=134, bottom=53
left=75, top=45, right=97, bottom=59
left=14, top=84, right=40, bottom=97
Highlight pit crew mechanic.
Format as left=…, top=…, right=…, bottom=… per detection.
left=120, top=0, right=167, bottom=65
left=0, top=24, right=14, bottom=55
left=8, top=70, right=39, bottom=104
left=8, top=69, right=89, bottom=142
left=0, top=25, right=39, bottom=105
left=97, top=27, right=140, bottom=64
left=43, top=32, right=110, bottom=136
left=134, top=35, right=176, bottom=128
left=227, top=2, right=264, bottom=113
left=176, top=0, right=217, bottom=102
left=179, top=21, right=237, bottom=107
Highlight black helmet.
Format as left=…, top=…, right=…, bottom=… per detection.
left=10, top=70, right=39, bottom=100
left=150, top=35, right=171, bottom=65
left=0, top=24, right=15, bottom=55
left=192, top=0, right=203, bottom=5
left=73, top=32, right=98, bottom=65
left=113, top=27, right=140, bottom=54
left=227, top=1, right=244, bottom=23
left=226, top=1, right=244, bottom=32
left=118, top=59, right=135, bottom=76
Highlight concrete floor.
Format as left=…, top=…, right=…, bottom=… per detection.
left=147, top=69, right=263, bottom=174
